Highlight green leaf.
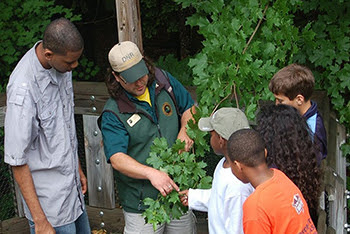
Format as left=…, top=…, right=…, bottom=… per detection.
left=146, top=152, right=163, bottom=169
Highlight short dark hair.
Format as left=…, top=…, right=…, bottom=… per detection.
left=269, top=63, right=315, bottom=101
left=43, top=17, right=84, bottom=55
left=227, top=129, right=266, bottom=167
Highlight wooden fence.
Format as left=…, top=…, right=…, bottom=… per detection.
left=0, top=83, right=347, bottom=233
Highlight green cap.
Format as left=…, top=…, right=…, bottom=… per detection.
left=120, top=59, right=148, bottom=83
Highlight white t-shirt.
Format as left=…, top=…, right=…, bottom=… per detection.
left=188, top=157, right=254, bottom=234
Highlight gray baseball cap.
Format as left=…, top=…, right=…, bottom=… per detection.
left=198, top=107, right=250, bottom=140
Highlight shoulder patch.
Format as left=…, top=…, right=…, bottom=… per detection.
left=292, top=193, right=304, bottom=214
left=8, top=85, right=28, bottom=106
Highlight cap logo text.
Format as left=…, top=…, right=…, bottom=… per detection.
left=122, top=52, right=135, bottom=62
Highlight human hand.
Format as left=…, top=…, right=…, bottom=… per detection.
left=35, top=219, right=55, bottom=234
left=147, top=168, right=179, bottom=196
left=177, top=128, right=194, bottom=152
left=178, top=190, right=189, bottom=206
left=79, top=170, right=88, bottom=194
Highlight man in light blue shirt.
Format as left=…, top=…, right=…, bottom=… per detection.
left=4, top=18, right=90, bottom=233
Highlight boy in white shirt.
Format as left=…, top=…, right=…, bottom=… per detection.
left=179, top=107, right=254, bottom=234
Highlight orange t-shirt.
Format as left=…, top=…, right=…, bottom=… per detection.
left=243, top=169, right=317, bottom=234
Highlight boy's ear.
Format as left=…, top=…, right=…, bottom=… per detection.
left=235, top=160, right=243, bottom=171
left=264, top=148, right=268, bottom=158
left=295, top=94, right=305, bottom=106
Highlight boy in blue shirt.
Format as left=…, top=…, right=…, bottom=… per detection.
left=269, top=63, right=327, bottom=162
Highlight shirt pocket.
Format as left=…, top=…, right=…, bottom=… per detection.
left=39, top=103, right=58, bottom=138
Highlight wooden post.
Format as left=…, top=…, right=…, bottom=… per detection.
left=83, top=115, right=115, bottom=209
left=115, top=0, right=143, bottom=52
left=0, top=93, right=6, bottom=127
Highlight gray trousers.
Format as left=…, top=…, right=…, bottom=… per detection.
left=123, top=209, right=197, bottom=234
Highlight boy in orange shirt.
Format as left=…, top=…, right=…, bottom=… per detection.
left=227, top=129, right=317, bottom=234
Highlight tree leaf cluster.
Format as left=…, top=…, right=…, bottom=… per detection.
left=175, top=0, right=302, bottom=120
left=173, top=0, right=349, bottom=154
left=0, top=0, right=100, bottom=91
left=142, top=137, right=212, bottom=229
left=0, top=0, right=77, bottom=88
left=294, top=0, right=350, bottom=133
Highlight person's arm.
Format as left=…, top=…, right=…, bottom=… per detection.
left=224, top=195, right=247, bottom=234
left=78, top=160, right=87, bottom=194
left=177, top=105, right=195, bottom=152
left=101, top=112, right=179, bottom=196
left=12, top=165, right=55, bottom=234
left=110, top=152, right=179, bottom=196
left=183, top=188, right=211, bottom=212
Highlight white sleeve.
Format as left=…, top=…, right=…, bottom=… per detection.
left=223, top=194, right=246, bottom=234
left=188, top=188, right=211, bottom=212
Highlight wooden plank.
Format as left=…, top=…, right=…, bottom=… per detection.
left=0, top=92, right=5, bottom=127
left=0, top=106, right=5, bottom=128
left=335, top=121, right=346, bottom=179
left=115, top=0, right=143, bottom=51
left=73, top=82, right=109, bottom=116
left=323, top=165, right=346, bottom=233
left=326, top=174, right=345, bottom=233
left=327, top=115, right=337, bottom=171
left=0, top=93, right=5, bottom=107
left=87, top=206, right=124, bottom=233
left=83, top=115, right=115, bottom=209
left=1, top=217, right=29, bottom=234
left=0, top=82, right=109, bottom=124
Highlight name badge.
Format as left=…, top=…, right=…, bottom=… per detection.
left=127, top=114, right=141, bottom=127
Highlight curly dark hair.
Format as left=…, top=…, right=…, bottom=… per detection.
left=105, top=56, right=155, bottom=99
left=256, top=104, right=322, bottom=212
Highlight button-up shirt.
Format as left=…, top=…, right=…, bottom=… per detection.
left=4, top=42, right=84, bottom=227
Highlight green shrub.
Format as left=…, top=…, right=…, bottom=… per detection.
left=155, top=54, right=193, bottom=86
left=0, top=0, right=101, bottom=90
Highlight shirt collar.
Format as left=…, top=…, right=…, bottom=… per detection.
left=31, top=41, right=60, bottom=93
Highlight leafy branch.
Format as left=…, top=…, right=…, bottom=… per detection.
left=143, top=138, right=212, bottom=228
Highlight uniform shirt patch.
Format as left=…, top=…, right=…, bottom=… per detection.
left=127, top=114, right=141, bottom=127
left=162, top=102, right=173, bottom=116
left=292, top=193, right=304, bottom=214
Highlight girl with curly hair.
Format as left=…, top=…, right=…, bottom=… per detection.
left=256, top=104, right=322, bottom=225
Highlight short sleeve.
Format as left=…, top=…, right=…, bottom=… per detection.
left=100, top=111, right=129, bottom=162
left=166, top=72, right=194, bottom=114
left=4, top=85, right=36, bottom=166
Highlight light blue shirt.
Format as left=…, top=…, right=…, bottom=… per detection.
left=4, top=42, right=84, bottom=227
